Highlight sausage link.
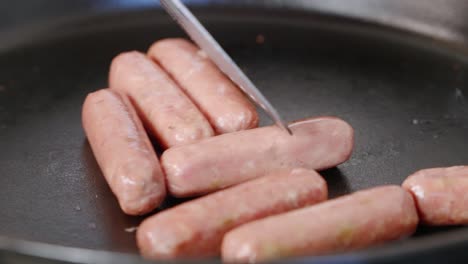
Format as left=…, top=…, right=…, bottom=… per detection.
left=161, top=117, right=354, bottom=197
left=403, top=166, right=468, bottom=225
left=82, top=89, right=166, bottom=215
left=137, top=168, right=327, bottom=259
left=109, top=51, right=214, bottom=148
left=148, top=38, right=259, bottom=134
left=222, top=185, right=419, bottom=263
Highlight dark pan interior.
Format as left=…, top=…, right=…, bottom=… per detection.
left=1, top=7, right=468, bottom=263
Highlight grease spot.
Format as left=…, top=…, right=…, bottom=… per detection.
left=256, top=34, right=265, bottom=45
left=337, top=224, right=355, bottom=247
left=221, top=217, right=235, bottom=227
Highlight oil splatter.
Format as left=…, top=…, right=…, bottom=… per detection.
left=125, top=226, right=138, bottom=233
left=455, top=88, right=464, bottom=100
left=445, top=87, right=468, bottom=122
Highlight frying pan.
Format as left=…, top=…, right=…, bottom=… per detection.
left=1, top=0, right=468, bottom=263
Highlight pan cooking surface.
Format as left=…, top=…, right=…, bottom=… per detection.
left=1, top=7, right=468, bottom=262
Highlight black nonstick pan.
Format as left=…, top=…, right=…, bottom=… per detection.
left=2, top=1, right=468, bottom=263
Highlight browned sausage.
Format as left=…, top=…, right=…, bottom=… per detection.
left=161, top=117, right=354, bottom=197
left=109, top=51, right=214, bottom=148
left=403, top=166, right=468, bottom=225
left=222, top=185, right=419, bottom=263
left=82, top=89, right=166, bottom=215
left=148, top=38, right=259, bottom=134
left=137, top=168, right=327, bottom=259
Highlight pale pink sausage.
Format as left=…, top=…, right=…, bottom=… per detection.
left=222, top=185, right=419, bottom=263
left=148, top=38, right=259, bottom=134
left=161, top=117, right=354, bottom=197
left=82, top=89, right=166, bottom=215
left=137, top=168, right=327, bottom=259
left=109, top=51, right=214, bottom=148
left=402, top=166, right=468, bottom=225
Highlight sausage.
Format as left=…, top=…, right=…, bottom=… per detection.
left=402, top=166, right=468, bottom=225
left=137, top=168, right=327, bottom=259
left=222, top=185, right=419, bottom=263
left=161, top=117, right=354, bottom=197
left=109, top=51, right=214, bottom=148
left=148, top=38, right=259, bottom=134
left=82, top=89, right=166, bottom=215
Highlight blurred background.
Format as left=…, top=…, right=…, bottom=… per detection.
left=1, top=0, right=467, bottom=45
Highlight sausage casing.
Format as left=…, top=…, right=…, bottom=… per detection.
left=403, top=166, right=468, bottom=225
left=137, top=168, right=327, bottom=259
left=222, top=185, right=418, bottom=263
left=162, top=117, right=354, bottom=197
left=109, top=51, right=214, bottom=148
left=148, top=39, right=258, bottom=134
left=82, top=89, right=166, bottom=215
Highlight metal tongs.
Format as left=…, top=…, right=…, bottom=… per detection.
left=159, top=0, right=293, bottom=135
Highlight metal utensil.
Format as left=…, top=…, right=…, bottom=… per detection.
left=159, top=0, right=292, bottom=135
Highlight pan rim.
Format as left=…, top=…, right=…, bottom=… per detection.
left=1, top=4, right=468, bottom=57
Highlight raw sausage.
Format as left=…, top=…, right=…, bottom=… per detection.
left=222, top=185, right=418, bottom=263
left=148, top=38, right=259, bottom=134
left=403, top=166, right=468, bottom=225
left=82, top=89, right=166, bottom=215
left=161, top=117, right=354, bottom=197
left=109, top=51, right=214, bottom=148
left=137, top=168, right=327, bottom=259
